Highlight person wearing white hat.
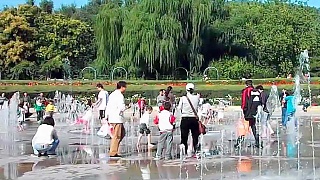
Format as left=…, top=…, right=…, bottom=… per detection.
left=177, top=83, right=200, bottom=157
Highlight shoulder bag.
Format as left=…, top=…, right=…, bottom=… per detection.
left=185, top=96, right=206, bottom=135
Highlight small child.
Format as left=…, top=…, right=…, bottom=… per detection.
left=217, top=101, right=225, bottom=123
left=45, top=100, right=55, bottom=117
left=73, top=106, right=92, bottom=134
left=34, top=99, right=45, bottom=122
left=153, top=102, right=176, bottom=160
left=17, top=104, right=26, bottom=131
left=200, top=99, right=211, bottom=124
left=137, top=106, right=153, bottom=150
left=137, top=97, right=146, bottom=118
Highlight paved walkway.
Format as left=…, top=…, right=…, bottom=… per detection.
left=0, top=107, right=319, bottom=179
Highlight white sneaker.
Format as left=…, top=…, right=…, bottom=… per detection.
left=153, top=156, right=163, bottom=160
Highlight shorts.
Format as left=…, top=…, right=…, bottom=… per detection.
left=139, top=123, right=150, bottom=135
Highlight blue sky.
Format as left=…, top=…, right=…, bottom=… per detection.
left=0, top=0, right=88, bottom=9
left=0, top=0, right=319, bottom=9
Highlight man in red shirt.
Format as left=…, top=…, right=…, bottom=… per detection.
left=241, top=80, right=254, bottom=115
left=235, top=80, right=262, bottom=149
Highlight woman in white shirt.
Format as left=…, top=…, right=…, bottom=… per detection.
left=32, top=116, right=59, bottom=156
left=177, top=83, right=200, bottom=156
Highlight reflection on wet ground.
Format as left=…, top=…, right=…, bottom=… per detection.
left=1, top=113, right=320, bottom=179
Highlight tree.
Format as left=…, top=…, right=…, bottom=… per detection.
left=0, top=10, right=36, bottom=79
left=26, top=0, right=35, bottom=6
left=40, top=0, right=54, bottom=14
left=95, top=0, right=221, bottom=76
left=35, top=13, right=95, bottom=78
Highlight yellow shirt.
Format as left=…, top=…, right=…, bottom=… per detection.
left=46, top=104, right=55, bottom=112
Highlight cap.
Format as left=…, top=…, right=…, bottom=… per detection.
left=186, top=83, right=195, bottom=91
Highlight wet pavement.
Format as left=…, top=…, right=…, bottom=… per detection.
left=0, top=107, right=320, bottom=179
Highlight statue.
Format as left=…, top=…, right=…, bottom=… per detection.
left=63, top=58, right=71, bottom=80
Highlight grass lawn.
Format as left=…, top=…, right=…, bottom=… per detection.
left=0, top=83, right=318, bottom=93
left=0, top=77, right=319, bottom=85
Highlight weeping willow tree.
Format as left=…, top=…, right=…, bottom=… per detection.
left=95, top=0, right=216, bottom=76
left=95, top=2, right=123, bottom=74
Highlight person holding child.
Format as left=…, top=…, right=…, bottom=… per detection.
left=153, top=102, right=176, bottom=160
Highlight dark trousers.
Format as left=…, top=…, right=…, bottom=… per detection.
left=139, top=108, right=144, bottom=118
left=36, top=111, right=43, bottom=121
left=99, top=110, right=105, bottom=119
left=247, top=118, right=259, bottom=145
left=235, top=118, right=260, bottom=147
left=180, top=117, right=200, bottom=154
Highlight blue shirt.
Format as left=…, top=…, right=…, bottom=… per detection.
left=285, top=95, right=296, bottom=114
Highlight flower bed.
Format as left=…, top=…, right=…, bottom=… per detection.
left=0, top=78, right=319, bottom=87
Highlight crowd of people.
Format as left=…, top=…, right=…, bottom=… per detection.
left=234, top=80, right=298, bottom=149
left=0, top=79, right=303, bottom=159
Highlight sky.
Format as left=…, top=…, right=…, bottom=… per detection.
left=0, top=0, right=88, bottom=9
left=0, top=0, right=319, bottom=9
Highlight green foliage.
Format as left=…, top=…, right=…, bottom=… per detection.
left=93, top=0, right=320, bottom=79
left=0, top=4, right=95, bottom=80
left=39, top=0, right=53, bottom=14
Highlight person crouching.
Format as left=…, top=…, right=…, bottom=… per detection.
left=32, top=116, right=59, bottom=157
left=153, top=102, right=176, bottom=160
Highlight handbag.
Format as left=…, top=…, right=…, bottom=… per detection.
left=185, top=96, right=206, bottom=135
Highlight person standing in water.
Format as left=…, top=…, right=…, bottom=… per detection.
left=156, top=89, right=165, bottom=108
left=177, top=83, right=200, bottom=157
left=284, top=90, right=297, bottom=129
left=164, top=86, right=175, bottom=114
left=106, top=81, right=128, bottom=158
left=280, top=89, right=288, bottom=127
left=236, top=80, right=262, bottom=148
left=21, top=92, right=31, bottom=113
left=256, top=85, right=274, bottom=138
left=94, top=83, right=109, bottom=120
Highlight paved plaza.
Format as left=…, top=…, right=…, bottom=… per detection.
left=0, top=106, right=320, bottom=180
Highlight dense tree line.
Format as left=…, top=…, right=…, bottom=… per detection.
left=1, top=0, right=320, bottom=80
left=0, top=0, right=95, bottom=80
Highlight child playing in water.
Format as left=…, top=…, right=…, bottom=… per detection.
left=17, top=103, right=26, bottom=131
left=34, top=98, right=45, bottom=122
left=200, top=99, right=211, bottom=124
left=137, top=106, right=153, bottom=150
left=137, top=97, right=146, bottom=118
left=153, top=102, right=176, bottom=160
left=72, top=105, right=92, bottom=134
left=45, top=100, right=55, bottom=117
